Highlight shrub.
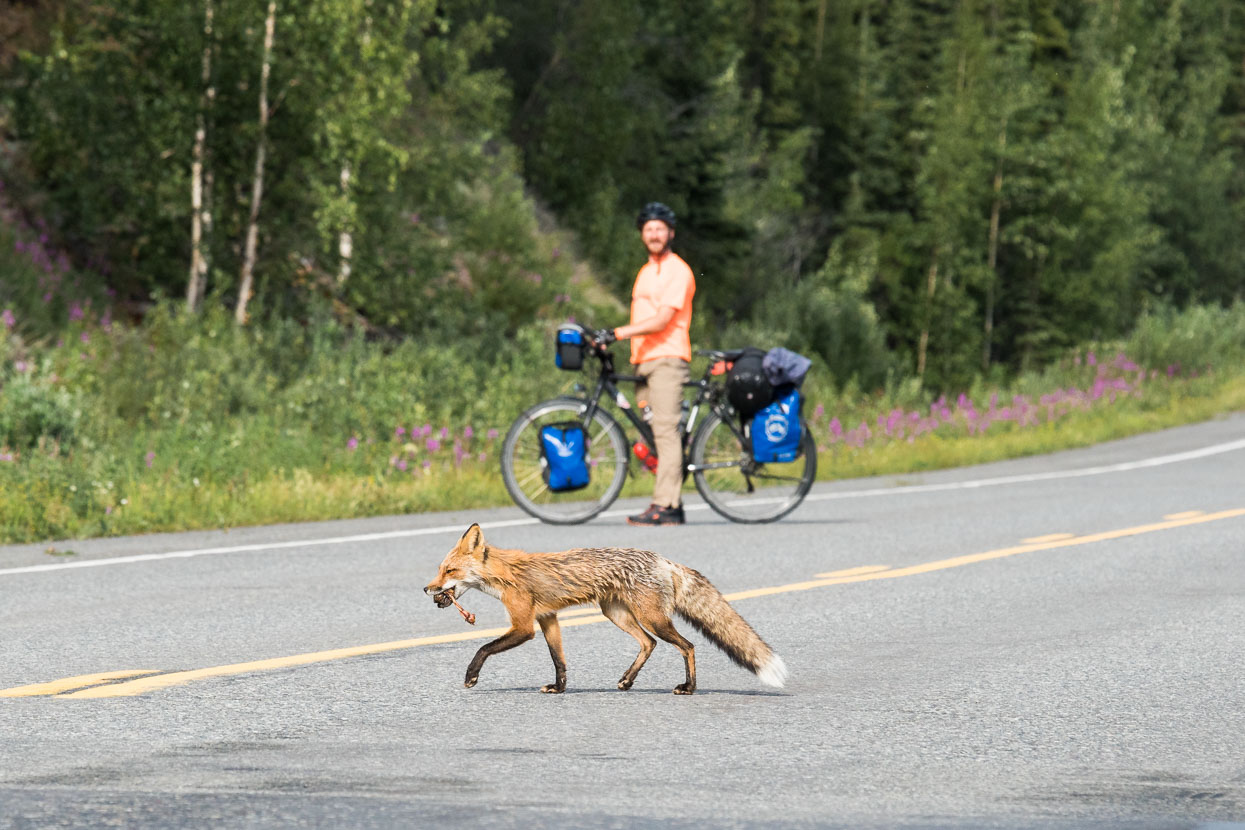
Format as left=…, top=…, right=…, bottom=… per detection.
left=0, top=372, right=80, bottom=449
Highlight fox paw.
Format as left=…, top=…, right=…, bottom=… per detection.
left=617, top=678, right=634, bottom=691
left=540, top=684, right=565, bottom=694
left=464, top=675, right=479, bottom=688
left=673, top=683, right=695, bottom=695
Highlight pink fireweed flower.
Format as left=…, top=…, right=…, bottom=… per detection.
left=346, top=437, right=359, bottom=450
left=397, top=459, right=408, bottom=472
left=829, top=417, right=842, bottom=439
left=886, top=409, right=903, bottom=434
left=463, top=426, right=474, bottom=440
left=69, top=303, right=84, bottom=321
left=14, top=361, right=27, bottom=373
left=80, top=331, right=90, bottom=343
left=426, top=438, right=440, bottom=452
left=0, top=452, right=14, bottom=462
left=395, top=426, right=406, bottom=439
left=1, top=309, right=14, bottom=328
left=487, top=428, right=499, bottom=440
left=1086, top=351, right=1097, bottom=366
left=439, top=426, right=449, bottom=439
left=145, top=451, right=155, bottom=468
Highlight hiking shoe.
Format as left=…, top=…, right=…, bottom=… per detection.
left=627, top=504, right=686, bottom=526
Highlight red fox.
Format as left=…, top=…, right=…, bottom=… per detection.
left=424, top=524, right=788, bottom=695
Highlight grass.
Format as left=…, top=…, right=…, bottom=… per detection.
left=4, top=225, right=1245, bottom=545
left=4, top=366, right=1240, bottom=544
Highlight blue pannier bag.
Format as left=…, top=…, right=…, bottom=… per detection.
left=539, top=422, right=591, bottom=491
left=555, top=327, right=586, bottom=370
left=751, top=386, right=802, bottom=463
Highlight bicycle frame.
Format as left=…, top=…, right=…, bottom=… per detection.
left=574, top=344, right=749, bottom=469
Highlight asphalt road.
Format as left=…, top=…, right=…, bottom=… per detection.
left=2, top=414, right=1244, bottom=829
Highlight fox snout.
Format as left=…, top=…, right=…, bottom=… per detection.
left=424, top=581, right=457, bottom=608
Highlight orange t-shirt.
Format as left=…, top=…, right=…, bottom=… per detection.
left=630, top=251, right=695, bottom=364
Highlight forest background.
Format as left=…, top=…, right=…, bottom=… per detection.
left=1, top=0, right=1243, bottom=543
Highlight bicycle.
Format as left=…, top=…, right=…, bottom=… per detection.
left=500, top=324, right=817, bottom=524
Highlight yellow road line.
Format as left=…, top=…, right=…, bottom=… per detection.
left=814, top=565, right=891, bottom=579
left=1163, top=510, right=1205, bottom=521
left=1021, top=533, right=1074, bottom=544
left=63, top=627, right=514, bottom=699
left=0, top=670, right=163, bottom=698
left=11, top=506, right=1242, bottom=700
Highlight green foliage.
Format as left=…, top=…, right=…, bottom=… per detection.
left=0, top=372, right=80, bottom=449
left=1125, top=301, right=1245, bottom=372
left=3, top=0, right=1245, bottom=544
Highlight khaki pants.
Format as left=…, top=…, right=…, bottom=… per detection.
left=635, top=358, right=689, bottom=508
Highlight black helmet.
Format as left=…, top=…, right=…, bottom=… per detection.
left=636, top=201, right=677, bottom=230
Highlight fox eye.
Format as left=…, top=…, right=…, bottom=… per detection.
left=445, top=568, right=460, bottom=577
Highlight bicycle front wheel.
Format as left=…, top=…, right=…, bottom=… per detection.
left=500, top=397, right=629, bottom=524
left=689, top=410, right=817, bottom=523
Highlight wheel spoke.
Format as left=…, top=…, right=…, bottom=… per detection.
left=691, top=410, right=815, bottom=523
left=501, top=399, right=629, bottom=524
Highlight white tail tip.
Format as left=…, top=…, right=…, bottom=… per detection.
left=756, top=654, right=788, bottom=688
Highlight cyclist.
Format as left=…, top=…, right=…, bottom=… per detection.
left=596, top=201, right=696, bottom=526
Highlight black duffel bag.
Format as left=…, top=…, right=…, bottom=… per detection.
left=725, top=347, right=773, bottom=418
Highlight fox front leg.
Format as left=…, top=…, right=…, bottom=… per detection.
left=537, top=615, right=567, bottom=694
left=464, top=626, right=534, bottom=688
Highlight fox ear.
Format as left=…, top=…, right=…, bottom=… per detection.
left=461, top=523, right=486, bottom=558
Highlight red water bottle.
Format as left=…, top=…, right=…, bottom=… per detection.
left=632, top=442, right=659, bottom=472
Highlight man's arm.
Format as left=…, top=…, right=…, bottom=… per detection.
left=613, top=306, right=676, bottom=341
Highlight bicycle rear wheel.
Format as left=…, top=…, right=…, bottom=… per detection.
left=501, top=397, right=629, bottom=524
left=689, top=410, right=816, bottom=523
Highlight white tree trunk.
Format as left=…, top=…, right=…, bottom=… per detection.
left=236, top=0, right=277, bottom=325
left=337, top=162, right=352, bottom=285
left=916, top=254, right=939, bottom=378
left=983, top=118, right=1007, bottom=371
left=187, top=0, right=215, bottom=312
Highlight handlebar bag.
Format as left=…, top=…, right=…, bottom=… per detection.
left=539, top=422, right=591, bottom=491
left=555, top=327, right=586, bottom=371
left=751, top=385, right=802, bottom=463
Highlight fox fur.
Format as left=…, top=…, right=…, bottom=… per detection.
left=424, top=523, right=788, bottom=694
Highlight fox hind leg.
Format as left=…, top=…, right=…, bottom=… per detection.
left=538, top=614, right=567, bottom=694
left=600, top=600, right=655, bottom=691
left=634, top=607, right=697, bottom=695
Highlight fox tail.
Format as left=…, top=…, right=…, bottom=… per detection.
left=672, top=566, right=788, bottom=687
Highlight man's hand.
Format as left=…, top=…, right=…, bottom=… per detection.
left=593, top=328, right=617, bottom=346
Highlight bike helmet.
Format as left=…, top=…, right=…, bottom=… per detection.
left=636, top=201, right=677, bottom=230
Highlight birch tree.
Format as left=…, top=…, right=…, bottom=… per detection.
left=236, top=0, right=277, bottom=325
left=187, top=0, right=215, bottom=312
